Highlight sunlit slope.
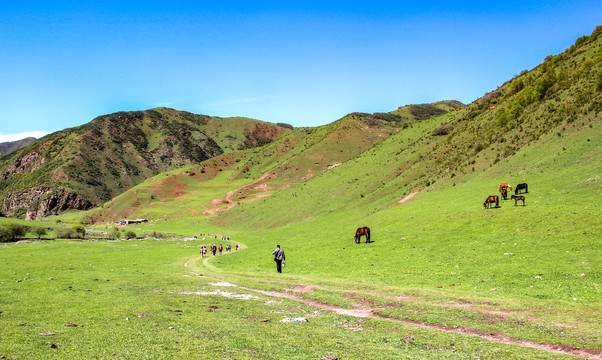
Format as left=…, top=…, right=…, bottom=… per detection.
left=78, top=27, right=600, bottom=229
left=84, top=112, right=414, bottom=222
left=207, top=27, right=602, bottom=228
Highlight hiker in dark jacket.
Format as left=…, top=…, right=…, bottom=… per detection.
left=272, top=245, right=285, bottom=273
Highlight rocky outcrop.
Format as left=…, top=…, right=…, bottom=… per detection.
left=2, top=187, right=94, bottom=220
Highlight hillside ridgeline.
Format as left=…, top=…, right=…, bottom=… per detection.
left=84, top=101, right=462, bottom=223
left=0, top=108, right=289, bottom=219
left=0, top=137, right=37, bottom=155
left=83, top=27, right=602, bottom=228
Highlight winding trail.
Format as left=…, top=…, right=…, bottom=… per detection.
left=184, top=257, right=601, bottom=360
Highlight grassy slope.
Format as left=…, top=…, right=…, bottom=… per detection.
left=81, top=112, right=408, bottom=223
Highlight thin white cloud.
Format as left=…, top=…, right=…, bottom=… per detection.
left=0, top=131, right=48, bottom=142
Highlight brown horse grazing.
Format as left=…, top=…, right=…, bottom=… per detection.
left=355, top=227, right=371, bottom=244
left=511, top=195, right=525, bottom=206
left=500, top=187, right=508, bottom=200
left=515, top=183, right=528, bottom=194
left=483, top=195, right=499, bottom=209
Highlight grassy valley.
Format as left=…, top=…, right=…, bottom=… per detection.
left=0, top=27, right=601, bottom=359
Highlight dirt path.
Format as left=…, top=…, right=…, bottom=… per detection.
left=184, top=257, right=601, bottom=360
left=202, top=169, right=276, bottom=215
left=397, top=189, right=419, bottom=205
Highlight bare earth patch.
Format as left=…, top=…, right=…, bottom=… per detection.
left=397, top=189, right=419, bottom=205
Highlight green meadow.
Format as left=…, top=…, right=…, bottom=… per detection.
left=2, top=111, right=599, bottom=359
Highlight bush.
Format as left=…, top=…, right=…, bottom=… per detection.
left=0, top=226, right=12, bottom=242
left=434, top=123, right=452, bottom=136
left=151, top=231, right=165, bottom=239
left=71, top=224, right=86, bottom=239
left=0, top=223, right=30, bottom=242
left=111, top=228, right=121, bottom=240
left=55, top=228, right=74, bottom=239
left=33, top=227, right=48, bottom=239
left=125, top=231, right=137, bottom=239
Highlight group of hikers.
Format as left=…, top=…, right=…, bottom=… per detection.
left=198, top=233, right=231, bottom=241
left=200, top=243, right=238, bottom=257
left=199, top=242, right=287, bottom=274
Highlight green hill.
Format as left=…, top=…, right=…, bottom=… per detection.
left=0, top=108, right=290, bottom=219
left=205, top=26, right=602, bottom=229
left=0, top=137, right=36, bottom=155
left=81, top=101, right=463, bottom=224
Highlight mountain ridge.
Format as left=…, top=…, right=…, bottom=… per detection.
left=77, top=26, right=602, bottom=228
left=0, top=137, right=37, bottom=155
left=0, top=108, right=290, bottom=219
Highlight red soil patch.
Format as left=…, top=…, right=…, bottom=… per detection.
left=397, top=189, right=419, bottom=205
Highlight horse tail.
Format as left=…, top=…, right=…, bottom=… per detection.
left=525, top=184, right=528, bottom=193
left=367, top=228, right=371, bottom=242
left=496, top=196, right=499, bottom=207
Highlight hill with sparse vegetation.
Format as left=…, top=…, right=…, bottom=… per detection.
left=0, top=108, right=290, bottom=219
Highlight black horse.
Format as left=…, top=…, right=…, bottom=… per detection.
left=515, top=183, right=528, bottom=194
left=354, top=227, right=371, bottom=244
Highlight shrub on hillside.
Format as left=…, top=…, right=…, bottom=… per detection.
left=434, top=124, right=453, bottom=136
left=125, top=231, right=137, bottom=239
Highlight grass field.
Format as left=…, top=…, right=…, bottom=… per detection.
left=1, top=236, right=597, bottom=360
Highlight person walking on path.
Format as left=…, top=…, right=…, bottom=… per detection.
left=272, top=245, right=286, bottom=273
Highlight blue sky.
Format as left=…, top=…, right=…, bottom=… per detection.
left=0, top=1, right=600, bottom=141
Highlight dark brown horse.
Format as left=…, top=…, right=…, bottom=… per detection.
left=483, top=195, right=499, bottom=209
left=511, top=195, right=525, bottom=206
left=500, top=187, right=508, bottom=200
left=515, top=183, right=528, bottom=194
left=354, top=227, right=371, bottom=244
